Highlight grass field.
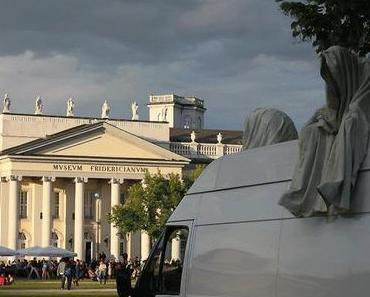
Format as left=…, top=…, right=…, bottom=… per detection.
left=0, top=279, right=116, bottom=290
left=0, top=279, right=119, bottom=297
left=0, top=292, right=116, bottom=297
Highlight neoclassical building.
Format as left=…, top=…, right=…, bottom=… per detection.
left=0, top=94, right=242, bottom=262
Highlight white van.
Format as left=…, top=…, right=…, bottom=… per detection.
left=134, top=139, right=370, bottom=297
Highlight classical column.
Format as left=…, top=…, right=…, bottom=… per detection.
left=8, top=175, right=22, bottom=250
left=171, top=236, right=181, bottom=261
left=141, top=231, right=151, bottom=261
left=42, top=177, right=55, bottom=247
left=127, top=233, right=132, bottom=260
left=74, top=177, right=87, bottom=260
left=109, top=178, right=122, bottom=259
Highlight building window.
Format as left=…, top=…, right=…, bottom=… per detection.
left=120, top=241, right=125, bottom=256
left=120, top=193, right=125, bottom=204
left=183, top=116, right=192, bottom=129
left=197, top=116, right=202, bottom=129
left=53, top=192, right=60, bottom=219
left=84, top=192, right=94, bottom=219
left=19, top=191, right=28, bottom=219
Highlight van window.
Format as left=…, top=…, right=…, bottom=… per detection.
left=138, top=226, right=189, bottom=296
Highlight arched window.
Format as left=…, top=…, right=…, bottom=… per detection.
left=183, top=116, right=192, bottom=129
left=197, top=117, right=202, bottom=129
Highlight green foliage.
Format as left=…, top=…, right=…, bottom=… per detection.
left=183, top=164, right=206, bottom=190
left=109, top=169, right=204, bottom=241
left=276, top=0, right=370, bottom=56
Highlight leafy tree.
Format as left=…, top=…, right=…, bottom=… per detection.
left=109, top=168, right=204, bottom=244
left=276, top=0, right=370, bottom=56
left=183, top=164, right=206, bottom=190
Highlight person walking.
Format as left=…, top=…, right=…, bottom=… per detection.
left=74, top=259, right=81, bottom=286
left=41, top=260, right=49, bottom=280
left=64, top=259, right=76, bottom=290
left=27, top=258, right=40, bottom=280
left=116, top=253, right=133, bottom=297
left=57, top=258, right=66, bottom=290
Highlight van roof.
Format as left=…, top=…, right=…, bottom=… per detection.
left=188, top=140, right=298, bottom=194
left=169, top=139, right=370, bottom=223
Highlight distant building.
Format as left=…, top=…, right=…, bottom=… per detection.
left=0, top=94, right=242, bottom=262
left=148, top=94, right=206, bottom=129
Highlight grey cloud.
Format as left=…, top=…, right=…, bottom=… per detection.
left=0, top=0, right=325, bottom=130
left=0, top=0, right=311, bottom=66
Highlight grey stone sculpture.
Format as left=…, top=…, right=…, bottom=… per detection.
left=101, top=99, right=110, bottom=119
left=66, top=97, right=74, bottom=117
left=3, top=94, right=10, bottom=113
left=35, top=96, right=43, bottom=115
left=131, top=101, right=139, bottom=120
left=279, top=46, right=370, bottom=217
left=242, top=108, right=298, bottom=150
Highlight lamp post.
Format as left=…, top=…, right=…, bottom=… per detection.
left=94, top=192, right=101, bottom=258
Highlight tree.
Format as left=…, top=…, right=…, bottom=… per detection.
left=109, top=168, right=203, bottom=243
left=276, top=0, right=370, bottom=56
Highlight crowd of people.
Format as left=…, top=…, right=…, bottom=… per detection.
left=0, top=252, right=144, bottom=295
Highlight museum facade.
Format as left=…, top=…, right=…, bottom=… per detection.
left=0, top=94, right=242, bottom=262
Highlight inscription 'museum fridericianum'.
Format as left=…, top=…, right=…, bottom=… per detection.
left=52, top=163, right=147, bottom=173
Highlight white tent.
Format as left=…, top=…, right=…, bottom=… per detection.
left=15, top=246, right=76, bottom=257
left=0, top=245, right=16, bottom=256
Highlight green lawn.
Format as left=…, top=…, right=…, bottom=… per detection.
left=0, top=292, right=117, bottom=297
left=0, top=279, right=116, bottom=290
left=0, top=279, right=119, bottom=296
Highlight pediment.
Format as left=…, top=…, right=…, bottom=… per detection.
left=3, top=122, right=188, bottom=162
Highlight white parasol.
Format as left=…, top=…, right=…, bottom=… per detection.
left=15, top=246, right=76, bottom=257
left=0, top=245, right=16, bottom=256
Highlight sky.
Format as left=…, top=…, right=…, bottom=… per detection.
left=0, top=0, right=326, bottom=131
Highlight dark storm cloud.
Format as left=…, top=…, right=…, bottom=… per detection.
left=0, top=0, right=311, bottom=66
left=0, top=0, right=324, bottom=129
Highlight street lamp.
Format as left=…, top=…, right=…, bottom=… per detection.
left=94, top=192, right=102, bottom=257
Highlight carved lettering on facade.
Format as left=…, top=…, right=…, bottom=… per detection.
left=52, top=164, right=83, bottom=171
left=52, top=164, right=147, bottom=174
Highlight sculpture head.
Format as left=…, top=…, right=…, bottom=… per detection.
left=243, top=108, right=298, bottom=150
left=320, top=46, right=368, bottom=123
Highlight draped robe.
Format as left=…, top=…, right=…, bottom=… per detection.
left=279, top=46, right=370, bottom=217
left=242, top=108, right=298, bottom=150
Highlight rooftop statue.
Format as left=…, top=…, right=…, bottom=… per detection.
left=279, top=46, right=370, bottom=217
left=101, top=99, right=110, bottom=119
left=35, top=96, right=43, bottom=115
left=66, top=97, right=75, bottom=117
left=2, top=93, right=10, bottom=113
left=131, top=101, right=139, bottom=120
left=242, top=108, right=298, bottom=150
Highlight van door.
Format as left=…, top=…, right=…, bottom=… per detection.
left=134, top=220, right=193, bottom=297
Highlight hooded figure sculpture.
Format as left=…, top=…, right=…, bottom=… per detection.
left=242, top=108, right=298, bottom=150
left=279, top=46, right=370, bottom=217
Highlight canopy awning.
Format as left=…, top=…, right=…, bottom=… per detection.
left=15, top=246, right=76, bottom=257
left=0, top=245, right=16, bottom=256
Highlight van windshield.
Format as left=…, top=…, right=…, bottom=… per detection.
left=136, top=226, right=189, bottom=296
